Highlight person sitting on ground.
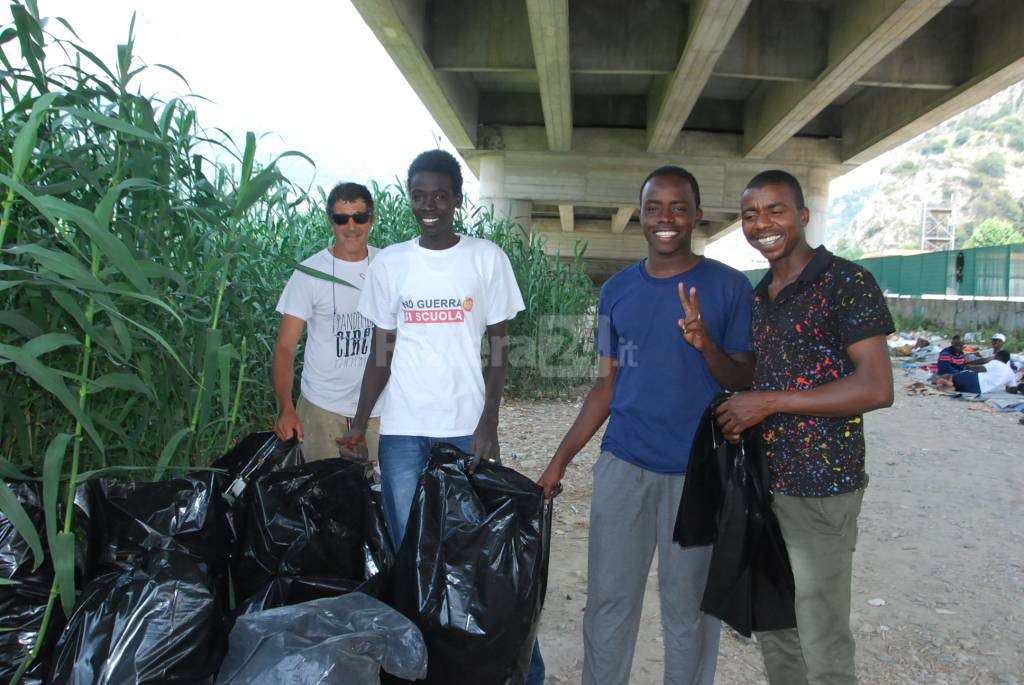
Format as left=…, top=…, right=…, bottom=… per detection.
left=934, top=350, right=1016, bottom=395
left=970, top=333, right=1017, bottom=369
left=935, top=335, right=966, bottom=376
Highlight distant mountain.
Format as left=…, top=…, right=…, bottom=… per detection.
left=828, top=82, right=1024, bottom=258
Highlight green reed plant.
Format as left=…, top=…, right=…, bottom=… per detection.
left=0, top=3, right=595, bottom=679
left=0, top=5, right=316, bottom=679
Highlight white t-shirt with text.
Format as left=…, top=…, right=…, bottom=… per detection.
left=979, top=359, right=1016, bottom=394
left=358, top=235, right=524, bottom=437
left=275, top=247, right=380, bottom=416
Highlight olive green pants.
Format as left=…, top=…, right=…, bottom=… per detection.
left=295, top=394, right=379, bottom=464
left=758, top=488, right=865, bottom=685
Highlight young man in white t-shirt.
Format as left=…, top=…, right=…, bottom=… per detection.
left=272, top=182, right=381, bottom=462
left=340, top=150, right=544, bottom=682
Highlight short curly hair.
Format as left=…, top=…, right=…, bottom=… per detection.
left=640, top=166, right=701, bottom=207
left=407, top=149, right=463, bottom=196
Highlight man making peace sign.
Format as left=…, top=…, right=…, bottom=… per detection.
left=539, top=166, right=754, bottom=685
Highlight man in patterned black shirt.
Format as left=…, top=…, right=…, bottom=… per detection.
left=717, top=170, right=894, bottom=685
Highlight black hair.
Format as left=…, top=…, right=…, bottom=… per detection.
left=744, top=169, right=806, bottom=209
left=326, top=182, right=374, bottom=216
left=951, top=334, right=962, bottom=342
left=995, top=350, right=1011, bottom=363
left=640, top=165, right=701, bottom=207
left=407, top=149, right=463, bottom=196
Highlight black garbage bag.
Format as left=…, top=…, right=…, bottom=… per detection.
left=48, top=548, right=227, bottom=684
left=216, top=592, right=427, bottom=684
left=1, top=480, right=58, bottom=685
left=232, top=458, right=394, bottom=609
left=673, top=396, right=796, bottom=637
left=390, top=443, right=551, bottom=685
left=211, top=431, right=304, bottom=502
left=87, top=471, right=232, bottom=576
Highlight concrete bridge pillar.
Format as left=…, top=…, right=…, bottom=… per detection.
left=691, top=233, right=707, bottom=255
left=804, top=167, right=834, bottom=249
left=477, top=153, right=531, bottom=236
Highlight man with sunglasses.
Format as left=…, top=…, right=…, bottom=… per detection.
left=272, top=182, right=381, bottom=465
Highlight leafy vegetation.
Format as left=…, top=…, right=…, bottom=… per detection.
left=963, top=217, right=1024, bottom=248
left=0, top=4, right=595, bottom=677
left=921, top=138, right=947, bottom=155
left=973, top=151, right=1007, bottom=178
left=828, top=81, right=1024, bottom=255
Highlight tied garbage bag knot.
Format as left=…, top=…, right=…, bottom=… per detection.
left=673, top=394, right=796, bottom=637
left=390, top=442, right=551, bottom=685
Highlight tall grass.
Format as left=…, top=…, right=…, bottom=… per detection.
left=0, top=5, right=595, bottom=676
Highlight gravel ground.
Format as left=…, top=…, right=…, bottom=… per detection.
left=497, top=365, right=1024, bottom=684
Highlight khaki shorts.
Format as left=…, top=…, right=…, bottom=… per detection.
left=295, top=394, right=380, bottom=464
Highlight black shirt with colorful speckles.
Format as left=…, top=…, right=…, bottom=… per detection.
left=752, top=247, right=894, bottom=497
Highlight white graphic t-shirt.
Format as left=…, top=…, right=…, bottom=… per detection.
left=276, top=247, right=381, bottom=416
left=358, top=235, right=525, bottom=437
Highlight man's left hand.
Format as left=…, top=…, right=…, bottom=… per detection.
left=716, top=391, right=775, bottom=442
left=469, top=421, right=500, bottom=473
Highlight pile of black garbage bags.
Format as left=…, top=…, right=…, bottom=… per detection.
left=0, top=435, right=551, bottom=684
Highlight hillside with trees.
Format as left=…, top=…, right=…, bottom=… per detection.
left=829, top=82, right=1024, bottom=258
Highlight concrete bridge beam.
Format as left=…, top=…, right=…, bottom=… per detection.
left=525, top=0, right=572, bottom=151
left=646, top=0, right=753, bottom=152
left=743, top=0, right=951, bottom=159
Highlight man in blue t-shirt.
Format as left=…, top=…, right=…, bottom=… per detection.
left=538, top=166, right=754, bottom=685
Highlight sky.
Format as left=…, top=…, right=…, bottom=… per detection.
left=35, top=0, right=894, bottom=270
left=40, top=0, right=468, bottom=195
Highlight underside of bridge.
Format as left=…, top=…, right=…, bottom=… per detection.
left=352, top=0, right=1024, bottom=281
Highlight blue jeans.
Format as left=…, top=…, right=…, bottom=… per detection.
left=377, top=434, right=545, bottom=684
left=378, top=434, right=473, bottom=550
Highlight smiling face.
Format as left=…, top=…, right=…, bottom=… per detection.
left=329, top=198, right=372, bottom=261
left=740, top=183, right=810, bottom=263
left=639, top=174, right=703, bottom=258
left=409, top=170, right=462, bottom=243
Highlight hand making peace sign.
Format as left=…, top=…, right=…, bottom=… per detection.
left=677, top=282, right=708, bottom=352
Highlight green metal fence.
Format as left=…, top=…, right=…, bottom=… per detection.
left=743, top=244, right=1024, bottom=298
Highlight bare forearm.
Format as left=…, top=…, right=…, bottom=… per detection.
left=768, top=372, right=893, bottom=417
left=701, top=343, right=753, bottom=391
left=552, top=383, right=612, bottom=466
left=271, top=348, right=296, bottom=412
left=478, top=323, right=510, bottom=427
left=480, top=362, right=507, bottom=425
left=352, top=364, right=389, bottom=428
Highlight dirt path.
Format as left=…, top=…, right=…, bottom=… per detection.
left=498, top=366, right=1024, bottom=684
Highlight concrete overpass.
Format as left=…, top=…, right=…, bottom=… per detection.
left=352, top=0, right=1024, bottom=281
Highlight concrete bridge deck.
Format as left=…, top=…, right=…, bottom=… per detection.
left=353, top=0, right=1024, bottom=279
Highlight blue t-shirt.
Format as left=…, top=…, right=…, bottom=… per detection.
left=598, top=258, right=752, bottom=474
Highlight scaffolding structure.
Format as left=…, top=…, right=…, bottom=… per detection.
left=920, top=194, right=955, bottom=251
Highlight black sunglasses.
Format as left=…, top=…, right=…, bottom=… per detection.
left=330, top=212, right=372, bottom=225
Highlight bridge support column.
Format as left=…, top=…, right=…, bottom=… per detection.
left=477, top=153, right=531, bottom=236
left=804, top=167, right=834, bottom=249
left=691, top=233, right=707, bottom=255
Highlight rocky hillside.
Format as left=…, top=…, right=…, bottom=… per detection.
left=828, top=82, right=1024, bottom=257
